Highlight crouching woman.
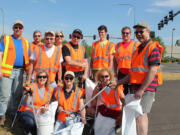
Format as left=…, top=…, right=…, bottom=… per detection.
left=19, top=70, right=54, bottom=135
left=54, top=71, right=86, bottom=132
left=91, top=68, right=125, bottom=135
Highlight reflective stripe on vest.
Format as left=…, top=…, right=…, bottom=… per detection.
left=58, top=86, right=81, bottom=110
left=34, top=67, right=58, bottom=72
left=116, top=41, right=137, bottom=64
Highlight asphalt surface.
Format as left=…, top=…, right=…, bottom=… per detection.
left=148, top=80, right=180, bottom=135
left=161, top=63, right=180, bottom=73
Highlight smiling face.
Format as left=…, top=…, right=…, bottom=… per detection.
left=37, top=72, right=48, bottom=86
left=99, top=71, right=110, bottom=86
left=55, top=32, right=64, bottom=45
left=98, top=29, right=107, bottom=41
left=71, top=32, right=81, bottom=45
left=13, top=24, right=24, bottom=38
left=44, top=34, right=55, bottom=48
left=63, top=74, right=74, bottom=87
left=33, top=31, right=42, bottom=44
left=134, top=27, right=150, bottom=43
left=122, top=28, right=131, bottom=42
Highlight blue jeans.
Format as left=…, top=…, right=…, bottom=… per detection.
left=0, top=68, right=23, bottom=116
left=19, top=110, right=37, bottom=135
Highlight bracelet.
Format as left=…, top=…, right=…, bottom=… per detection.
left=81, top=117, right=86, bottom=120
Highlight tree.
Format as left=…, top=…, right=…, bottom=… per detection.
left=152, top=36, right=166, bottom=57
left=81, top=39, right=92, bottom=58
left=175, top=39, right=180, bottom=46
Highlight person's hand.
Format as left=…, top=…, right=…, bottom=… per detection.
left=81, top=60, right=88, bottom=68
left=81, top=74, right=87, bottom=83
left=58, top=106, right=64, bottom=112
left=134, top=89, right=144, bottom=99
left=81, top=117, right=86, bottom=124
left=23, top=86, right=31, bottom=96
left=0, top=71, right=3, bottom=78
left=58, top=79, right=63, bottom=86
left=40, top=106, right=49, bottom=114
left=109, top=81, right=117, bottom=89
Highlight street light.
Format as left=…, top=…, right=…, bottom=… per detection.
left=171, top=28, right=175, bottom=58
left=114, top=3, right=136, bottom=39
left=114, top=3, right=136, bottom=26
left=0, top=8, right=4, bottom=36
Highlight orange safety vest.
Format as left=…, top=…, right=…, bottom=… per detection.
left=1, top=35, right=29, bottom=77
left=19, top=83, right=54, bottom=113
left=55, top=85, right=85, bottom=122
left=29, top=42, right=43, bottom=56
left=34, top=45, right=62, bottom=82
left=98, top=85, right=124, bottom=111
left=92, top=40, right=114, bottom=69
left=115, top=41, right=139, bottom=70
left=130, top=41, right=164, bottom=85
left=64, top=42, right=85, bottom=72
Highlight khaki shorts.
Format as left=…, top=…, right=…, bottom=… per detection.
left=140, top=91, right=155, bottom=113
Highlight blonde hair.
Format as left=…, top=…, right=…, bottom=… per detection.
left=95, top=68, right=114, bottom=83
left=35, top=70, right=50, bottom=89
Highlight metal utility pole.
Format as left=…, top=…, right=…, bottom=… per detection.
left=171, top=28, right=175, bottom=58
left=0, top=8, right=4, bottom=36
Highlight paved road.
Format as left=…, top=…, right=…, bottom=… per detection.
left=161, top=63, right=180, bottom=73
left=149, top=80, right=180, bottom=135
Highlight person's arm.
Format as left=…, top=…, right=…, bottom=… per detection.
left=117, top=74, right=130, bottom=85
left=134, top=65, right=158, bottom=99
left=64, top=56, right=87, bottom=68
left=81, top=58, right=88, bottom=82
left=26, top=60, right=35, bottom=84
left=79, top=98, right=86, bottom=124
left=57, top=63, right=62, bottom=85
left=113, top=57, right=118, bottom=77
left=0, top=52, right=3, bottom=78
left=109, top=54, right=114, bottom=70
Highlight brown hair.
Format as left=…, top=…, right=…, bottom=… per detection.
left=121, top=26, right=131, bottom=33
left=95, top=68, right=114, bottom=83
left=98, top=25, right=108, bottom=32
left=33, top=30, right=41, bottom=37
left=35, top=70, right=50, bottom=89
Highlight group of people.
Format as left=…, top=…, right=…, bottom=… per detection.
left=0, top=20, right=163, bottom=135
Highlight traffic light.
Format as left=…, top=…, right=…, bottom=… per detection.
left=169, top=10, right=173, bottom=21
left=158, top=23, right=161, bottom=30
left=150, top=31, right=155, bottom=38
left=164, top=16, right=168, bottom=24
left=160, top=20, right=164, bottom=28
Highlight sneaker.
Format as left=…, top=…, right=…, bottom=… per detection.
left=115, top=125, right=121, bottom=135
left=0, top=116, right=6, bottom=126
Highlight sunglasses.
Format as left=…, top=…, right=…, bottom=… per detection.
left=37, top=75, right=47, bottom=79
left=56, top=35, right=64, bottom=38
left=100, top=75, right=109, bottom=79
left=14, top=26, right=23, bottom=30
left=45, top=38, right=54, bottom=40
left=134, top=31, right=144, bottom=35
left=34, top=35, right=41, bottom=37
left=64, top=76, right=74, bottom=81
left=73, top=35, right=81, bottom=39
left=122, top=32, right=130, bottom=35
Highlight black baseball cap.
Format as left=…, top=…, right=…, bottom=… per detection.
left=72, top=29, right=83, bottom=36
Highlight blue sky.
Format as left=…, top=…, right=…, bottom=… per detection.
left=0, top=0, right=179, bottom=45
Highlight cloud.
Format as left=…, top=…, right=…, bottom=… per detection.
left=49, top=0, right=56, bottom=4
left=154, top=0, right=180, bottom=8
left=145, top=8, right=162, bottom=13
left=128, top=8, right=133, bottom=16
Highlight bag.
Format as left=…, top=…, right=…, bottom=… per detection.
left=85, top=78, right=96, bottom=107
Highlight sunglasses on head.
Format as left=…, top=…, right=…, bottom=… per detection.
left=73, top=35, right=81, bottom=39
left=37, top=75, right=47, bottom=79
left=14, top=26, right=23, bottom=30
left=134, top=31, right=144, bottom=35
left=64, top=76, right=74, bottom=81
left=45, top=38, right=54, bottom=40
left=100, top=75, right=109, bottom=79
left=122, top=32, right=130, bottom=35
left=56, top=35, right=64, bottom=38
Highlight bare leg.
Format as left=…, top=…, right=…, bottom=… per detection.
left=136, top=113, right=148, bottom=135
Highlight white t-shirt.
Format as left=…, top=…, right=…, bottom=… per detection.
left=30, top=45, right=63, bottom=63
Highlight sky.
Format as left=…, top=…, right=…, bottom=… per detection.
left=0, top=0, right=179, bottom=46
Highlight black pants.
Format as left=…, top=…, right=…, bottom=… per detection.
left=118, top=71, right=131, bottom=95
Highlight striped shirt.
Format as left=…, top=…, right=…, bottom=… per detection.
left=132, top=40, right=161, bottom=92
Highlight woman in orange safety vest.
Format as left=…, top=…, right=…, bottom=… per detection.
left=18, top=70, right=54, bottom=135
left=91, top=68, right=125, bottom=135
left=54, top=71, right=86, bottom=132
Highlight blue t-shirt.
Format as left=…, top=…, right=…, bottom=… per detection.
left=0, top=35, right=24, bottom=66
